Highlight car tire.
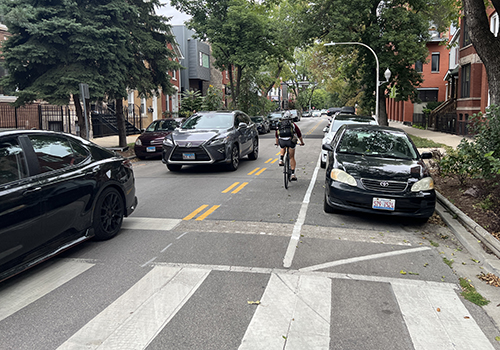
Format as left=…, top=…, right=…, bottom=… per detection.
left=323, top=193, right=336, bottom=213
left=93, top=187, right=125, bottom=240
left=248, top=138, right=259, bottom=160
left=320, top=160, right=326, bottom=169
left=137, top=155, right=146, bottom=160
left=227, top=144, right=239, bottom=171
left=167, top=164, right=182, bottom=172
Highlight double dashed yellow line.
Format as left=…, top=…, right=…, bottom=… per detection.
left=183, top=159, right=279, bottom=221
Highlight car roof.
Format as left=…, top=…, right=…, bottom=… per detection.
left=334, top=114, right=376, bottom=121
left=340, top=124, right=406, bottom=133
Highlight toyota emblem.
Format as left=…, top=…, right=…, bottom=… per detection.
left=186, top=142, right=192, bottom=148
left=380, top=181, right=390, bottom=187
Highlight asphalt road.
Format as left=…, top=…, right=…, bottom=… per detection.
left=1, top=116, right=499, bottom=350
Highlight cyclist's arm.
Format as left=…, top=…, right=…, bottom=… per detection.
left=293, top=123, right=305, bottom=146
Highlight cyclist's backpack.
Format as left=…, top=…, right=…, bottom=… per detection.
left=278, top=119, right=294, bottom=138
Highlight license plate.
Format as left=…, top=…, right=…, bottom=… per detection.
left=183, top=153, right=195, bottom=160
left=146, top=146, right=156, bottom=152
left=372, top=198, right=395, bottom=211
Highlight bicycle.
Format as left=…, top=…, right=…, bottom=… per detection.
left=283, top=146, right=292, bottom=189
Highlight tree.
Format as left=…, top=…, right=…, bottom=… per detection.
left=292, top=0, right=459, bottom=125
left=462, top=0, right=500, bottom=106
left=0, top=0, right=180, bottom=146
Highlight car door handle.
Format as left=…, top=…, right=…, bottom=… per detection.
left=23, top=187, right=41, bottom=195
left=85, top=166, right=100, bottom=175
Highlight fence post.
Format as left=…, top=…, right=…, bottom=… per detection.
left=38, top=105, right=42, bottom=129
left=14, top=106, right=18, bottom=129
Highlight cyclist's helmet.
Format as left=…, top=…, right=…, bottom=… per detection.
left=282, top=111, right=292, bottom=120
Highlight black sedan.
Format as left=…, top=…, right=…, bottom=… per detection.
left=251, top=116, right=270, bottom=134
left=267, top=112, right=283, bottom=130
left=162, top=110, right=259, bottom=171
left=0, top=130, right=137, bottom=282
left=322, top=125, right=435, bottom=221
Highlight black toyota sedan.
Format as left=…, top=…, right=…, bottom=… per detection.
left=162, top=110, right=259, bottom=171
left=0, top=130, right=137, bottom=282
left=322, top=125, right=435, bottom=221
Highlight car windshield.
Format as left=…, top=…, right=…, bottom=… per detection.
left=337, top=129, right=418, bottom=160
left=181, top=114, right=233, bottom=129
left=269, top=113, right=282, bottom=119
left=252, top=117, right=263, bottom=122
left=329, top=119, right=377, bottom=133
left=146, top=119, right=180, bottom=132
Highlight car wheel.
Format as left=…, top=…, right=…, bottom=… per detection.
left=227, top=144, right=239, bottom=171
left=248, top=138, right=259, bottom=160
left=93, top=187, right=124, bottom=240
left=323, top=193, right=336, bottom=213
left=167, top=164, right=182, bottom=172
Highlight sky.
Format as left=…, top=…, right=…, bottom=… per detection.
left=156, top=1, right=191, bottom=26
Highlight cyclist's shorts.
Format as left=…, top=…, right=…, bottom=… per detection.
left=279, top=138, right=297, bottom=149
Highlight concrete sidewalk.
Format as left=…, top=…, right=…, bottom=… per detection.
left=388, top=120, right=466, bottom=149
left=91, top=134, right=141, bottom=148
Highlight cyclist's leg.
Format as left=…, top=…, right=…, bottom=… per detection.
left=278, top=139, right=286, bottom=165
left=289, top=142, right=297, bottom=180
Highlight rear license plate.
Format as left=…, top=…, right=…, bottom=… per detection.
left=372, top=198, right=395, bottom=211
left=146, top=146, right=156, bottom=152
left=183, top=153, right=195, bottom=160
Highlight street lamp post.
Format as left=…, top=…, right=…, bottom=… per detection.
left=324, top=42, right=390, bottom=123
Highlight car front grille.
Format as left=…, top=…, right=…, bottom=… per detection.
left=170, top=146, right=211, bottom=161
left=361, top=178, right=408, bottom=192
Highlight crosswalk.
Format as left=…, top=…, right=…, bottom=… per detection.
left=0, top=259, right=496, bottom=350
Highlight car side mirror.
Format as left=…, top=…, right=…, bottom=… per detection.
left=238, top=122, right=248, bottom=129
left=421, top=152, right=432, bottom=159
left=322, top=144, right=334, bottom=152
left=323, top=127, right=328, bottom=133
left=141, top=128, right=146, bottom=133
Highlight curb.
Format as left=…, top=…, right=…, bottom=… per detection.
left=435, top=191, right=500, bottom=276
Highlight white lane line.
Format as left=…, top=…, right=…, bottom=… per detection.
left=141, top=257, right=157, bottom=268
left=299, top=246, right=431, bottom=272
left=238, top=274, right=331, bottom=350
left=0, top=259, right=94, bottom=322
left=283, top=155, right=322, bottom=268
left=57, top=266, right=209, bottom=350
left=161, top=243, right=173, bottom=253
left=176, top=232, right=188, bottom=239
left=392, top=282, right=495, bottom=350
left=121, top=217, right=181, bottom=231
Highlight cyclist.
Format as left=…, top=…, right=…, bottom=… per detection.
left=275, top=112, right=305, bottom=181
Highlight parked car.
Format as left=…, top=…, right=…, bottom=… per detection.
left=302, top=110, right=311, bottom=118
left=162, top=110, right=259, bottom=171
left=134, top=118, right=183, bottom=159
left=251, top=116, right=270, bottom=134
left=0, top=130, right=138, bottom=282
left=320, top=114, right=378, bottom=168
left=267, top=112, right=284, bottom=130
left=320, top=109, right=328, bottom=116
left=289, top=109, right=301, bottom=122
left=327, top=107, right=341, bottom=116
left=311, top=110, right=322, bottom=117
left=340, top=106, right=356, bottom=114
left=322, top=124, right=435, bottom=221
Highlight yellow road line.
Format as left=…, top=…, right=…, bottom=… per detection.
left=306, top=120, right=324, bottom=135
left=195, top=205, right=220, bottom=221
left=275, top=151, right=281, bottom=156
left=222, top=182, right=240, bottom=193
left=255, top=168, right=266, bottom=175
left=232, top=182, right=249, bottom=193
left=183, top=205, right=209, bottom=220
left=265, top=158, right=273, bottom=163
left=248, top=168, right=260, bottom=175
left=270, top=158, right=278, bottom=164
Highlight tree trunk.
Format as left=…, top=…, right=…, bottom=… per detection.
left=463, top=0, right=500, bottom=106
left=115, top=99, right=127, bottom=147
left=73, top=95, right=87, bottom=139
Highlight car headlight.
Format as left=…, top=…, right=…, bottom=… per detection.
left=208, top=136, right=228, bottom=145
left=411, top=177, right=434, bottom=192
left=330, top=169, right=357, bottom=186
left=135, top=138, right=142, bottom=146
left=163, top=138, right=174, bottom=147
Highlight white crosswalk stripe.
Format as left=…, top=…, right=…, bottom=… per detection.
left=57, top=266, right=209, bottom=350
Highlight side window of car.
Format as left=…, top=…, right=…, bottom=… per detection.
left=29, top=135, right=80, bottom=173
left=69, top=140, right=90, bottom=165
left=241, top=114, right=251, bottom=125
left=0, top=138, right=28, bottom=185
left=234, top=114, right=241, bottom=127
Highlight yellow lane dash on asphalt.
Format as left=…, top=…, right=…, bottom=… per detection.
left=305, top=120, right=324, bottom=135
left=255, top=168, right=266, bottom=175
left=275, top=151, right=281, bottom=156
left=183, top=205, right=209, bottom=220
left=232, top=182, right=249, bottom=193
left=222, top=182, right=240, bottom=193
left=265, top=158, right=273, bottom=163
left=248, top=168, right=260, bottom=175
left=195, top=205, right=220, bottom=221
left=270, top=158, right=278, bottom=164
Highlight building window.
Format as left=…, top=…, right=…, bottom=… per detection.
left=415, top=61, right=423, bottom=72
left=461, top=64, right=470, bottom=98
left=491, top=13, right=499, bottom=37
left=418, top=89, right=438, bottom=102
left=199, top=52, right=209, bottom=68
left=431, top=53, right=440, bottom=72
left=463, top=18, right=471, bottom=46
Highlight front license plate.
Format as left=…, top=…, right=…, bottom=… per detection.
left=183, top=153, right=195, bottom=160
left=146, top=146, right=156, bottom=152
left=372, top=198, right=395, bottom=211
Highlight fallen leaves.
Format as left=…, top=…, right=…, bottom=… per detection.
left=477, top=272, right=500, bottom=287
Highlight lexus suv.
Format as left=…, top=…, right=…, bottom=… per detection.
left=162, top=111, right=259, bottom=171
